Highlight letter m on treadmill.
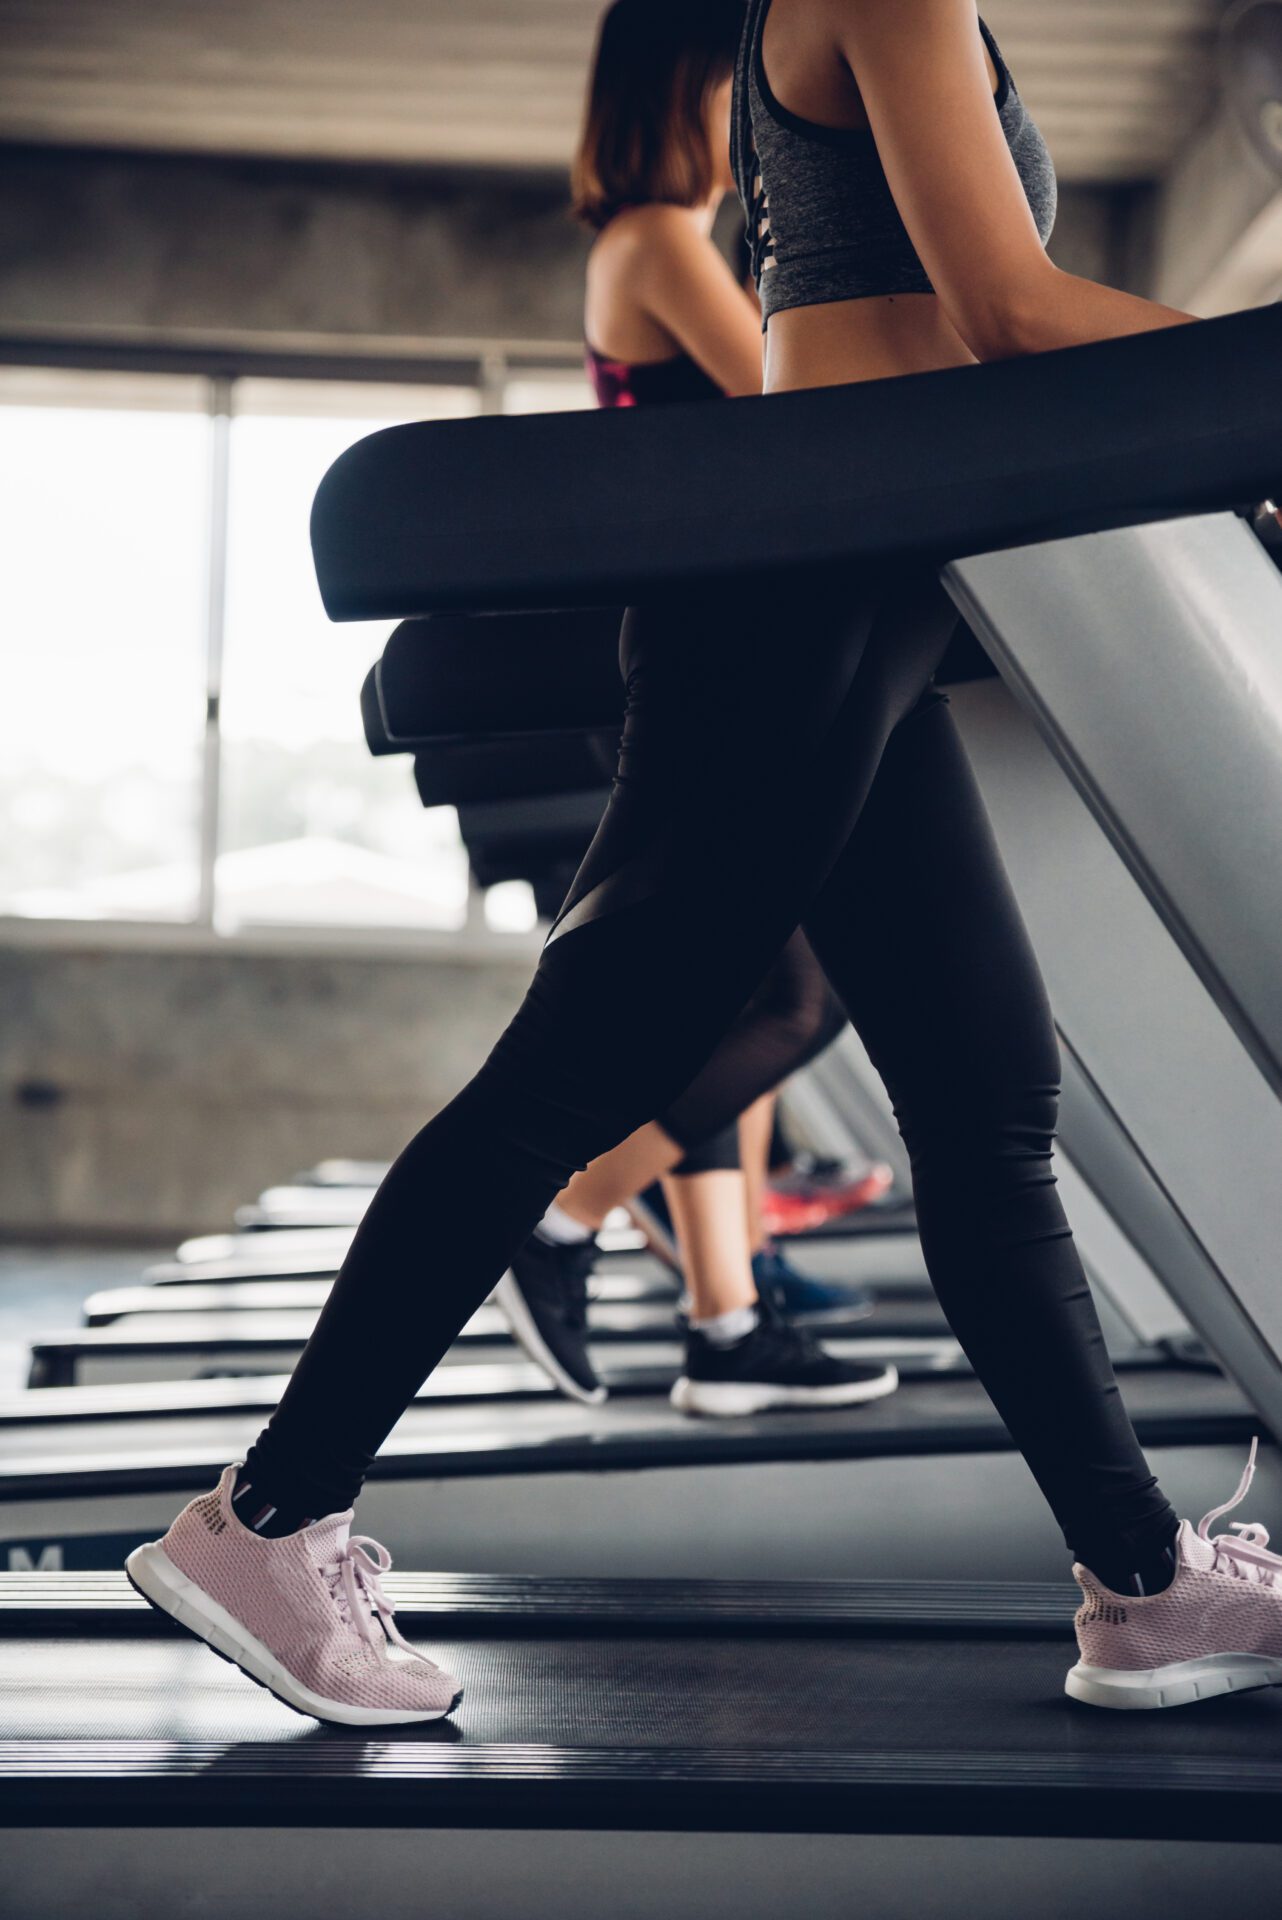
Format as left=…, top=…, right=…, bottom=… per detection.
left=8, top=1544, right=64, bottom=1571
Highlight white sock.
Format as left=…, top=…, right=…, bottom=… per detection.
left=689, top=1304, right=758, bottom=1347
left=536, top=1200, right=594, bottom=1245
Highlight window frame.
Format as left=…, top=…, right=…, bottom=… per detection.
left=0, top=342, right=585, bottom=958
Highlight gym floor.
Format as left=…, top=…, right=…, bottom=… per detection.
left=0, top=1246, right=161, bottom=1393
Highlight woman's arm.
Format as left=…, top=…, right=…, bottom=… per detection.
left=831, top=0, right=1196, bottom=360
left=638, top=207, right=765, bottom=395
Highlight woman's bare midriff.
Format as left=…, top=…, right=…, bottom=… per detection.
left=762, top=290, right=978, bottom=394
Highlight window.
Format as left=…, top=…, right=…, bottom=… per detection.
left=503, top=372, right=594, bottom=415
left=0, top=369, right=210, bottom=919
left=0, top=355, right=587, bottom=939
left=219, top=380, right=479, bottom=933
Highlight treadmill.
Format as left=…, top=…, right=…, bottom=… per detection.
left=9, top=1179, right=1229, bottom=1586
left=4, top=1568, right=1281, bottom=1920
left=3, top=1175, right=1247, bottom=1583
left=7, top=306, right=1282, bottom=1909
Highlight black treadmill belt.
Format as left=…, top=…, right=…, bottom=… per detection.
left=9, top=1629, right=1280, bottom=1754
left=4, top=1619, right=1280, bottom=1838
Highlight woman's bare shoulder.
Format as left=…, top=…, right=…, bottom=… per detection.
left=595, top=203, right=701, bottom=252
left=590, top=204, right=709, bottom=287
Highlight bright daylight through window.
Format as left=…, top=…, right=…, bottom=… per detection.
left=0, top=369, right=209, bottom=920
left=218, top=378, right=478, bottom=935
left=1, top=363, right=591, bottom=937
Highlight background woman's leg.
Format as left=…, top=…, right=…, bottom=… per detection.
left=547, top=929, right=845, bottom=1248
left=663, top=1164, right=758, bottom=1320
left=657, top=931, right=847, bottom=1157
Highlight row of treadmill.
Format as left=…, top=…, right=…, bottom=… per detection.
left=5, top=306, right=1282, bottom=1915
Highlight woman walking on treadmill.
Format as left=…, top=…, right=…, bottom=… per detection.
left=495, top=0, right=895, bottom=1418
left=132, top=0, right=1282, bottom=1725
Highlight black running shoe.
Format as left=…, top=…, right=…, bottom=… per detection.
left=494, top=1234, right=606, bottom=1406
left=670, top=1296, right=897, bottom=1418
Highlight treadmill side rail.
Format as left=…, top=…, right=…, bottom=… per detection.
left=946, top=513, right=1282, bottom=1096
left=946, top=520, right=1282, bottom=1434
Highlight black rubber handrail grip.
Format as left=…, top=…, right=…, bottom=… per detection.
left=311, top=305, right=1282, bottom=620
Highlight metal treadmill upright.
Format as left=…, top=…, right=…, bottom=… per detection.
left=945, top=511, right=1282, bottom=1436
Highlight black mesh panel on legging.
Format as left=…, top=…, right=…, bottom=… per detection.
left=242, top=562, right=1177, bottom=1571
left=660, top=929, right=847, bottom=1159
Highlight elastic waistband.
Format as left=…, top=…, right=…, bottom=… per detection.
left=760, top=245, right=936, bottom=324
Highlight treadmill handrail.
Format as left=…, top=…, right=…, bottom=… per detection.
left=311, top=304, right=1282, bottom=619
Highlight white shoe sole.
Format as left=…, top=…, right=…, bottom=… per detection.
left=1066, top=1650, right=1282, bottom=1710
left=125, top=1540, right=461, bottom=1727
left=494, top=1268, right=607, bottom=1406
left=669, top=1363, right=898, bottom=1418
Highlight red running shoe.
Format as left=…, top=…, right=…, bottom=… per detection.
left=761, top=1162, right=894, bottom=1238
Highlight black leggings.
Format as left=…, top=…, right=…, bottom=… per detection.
left=246, top=563, right=1176, bottom=1565
left=664, top=930, right=846, bottom=1174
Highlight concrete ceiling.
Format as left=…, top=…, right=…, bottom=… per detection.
left=0, top=0, right=1225, bottom=185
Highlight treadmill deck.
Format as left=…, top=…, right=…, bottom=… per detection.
left=2, top=1574, right=1279, bottom=1841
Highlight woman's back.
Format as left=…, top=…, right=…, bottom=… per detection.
left=583, top=198, right=762, bottom=402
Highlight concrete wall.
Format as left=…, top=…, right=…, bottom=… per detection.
left=0, top=143, right=1137, bottom=366
left=0, top=145, right=590, bottom=357
left=0, top=938, right=533, bottom=1238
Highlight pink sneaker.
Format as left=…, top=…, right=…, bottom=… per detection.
left=125, top=1463, right=462, bottom=1726
left=1067, top=1440, right=1282, bottom=1709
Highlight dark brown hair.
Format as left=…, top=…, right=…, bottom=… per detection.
left=571, top=0, right=746, bottom=231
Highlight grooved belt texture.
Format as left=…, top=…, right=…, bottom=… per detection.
left=2, top=1633, right=1280, bottom=1756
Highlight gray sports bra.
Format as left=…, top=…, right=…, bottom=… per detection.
left=733, top=0, right=1057, bottom=324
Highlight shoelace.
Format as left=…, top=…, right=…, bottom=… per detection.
left=1197, top=1438, right=1282, bottom=1587
left=319, top=1535, right=437, bottom=1662
left=752, top=1287, right=824, bottom=1363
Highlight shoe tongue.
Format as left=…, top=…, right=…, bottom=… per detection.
left=303, top=1506, right=354, bottom=1552
left=1179, top=1517, right=1216, bottom=1573
left=558, top=1247, right=594, bottom=1320
left=567, top=1240, right=597, bottom=1282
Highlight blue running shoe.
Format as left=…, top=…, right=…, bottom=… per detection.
left=750, top=1243, right=875, bottom=1327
